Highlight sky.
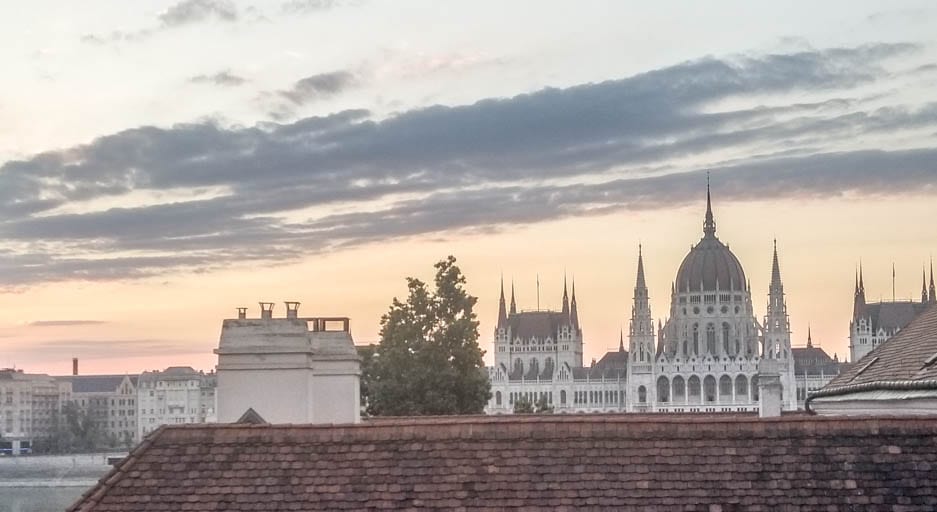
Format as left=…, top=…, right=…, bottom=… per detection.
left=1, top=0, right=936, bottom=375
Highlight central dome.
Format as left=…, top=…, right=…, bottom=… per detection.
left=675, top=236, right=747, bottom=292
left=674, top=176, right=747, bottom=293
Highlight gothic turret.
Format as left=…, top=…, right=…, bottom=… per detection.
left=924, top=267, right=930, bottom=304
left=497, top=277, right=508, bottom=329
left=763, top=240, right=791, bottom=360
left=930, top=259, right=936, bottom=303
left=628, top=245, right=654, bottom=363
left=561, top=275, right=570, bottom=319
left=509, top=281, right=517, bottom=315
left=570, top=280, right=580, bottom=331
left=703, top=173, right=716, bottom=238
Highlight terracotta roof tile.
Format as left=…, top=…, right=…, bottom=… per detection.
left=826, top=303, right=937, bottom=389
left=68, top=413, right=937, bottom=511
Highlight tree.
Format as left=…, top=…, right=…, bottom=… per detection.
left=513, top=395, right=534, bottom=414
left=367, top=256, right=491, bottom=416
left=513, top=394, right=553, bottom=414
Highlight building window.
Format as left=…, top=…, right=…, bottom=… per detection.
left=688, top=376, right=701, bottom=403
left=719, top=375, right=732, bottom=399
left=704, top=376, right=717, bottom=402
left=560, top=390, right=567, bottom=405
left=495, top=391, right=502, bottom=406
left=637, top=386, right=647, bottom=403
left=673, top=376, right=686, bottom=402
left=657, top=377, right=670, bottom=403
left=735, top=375, right=749, bottom=400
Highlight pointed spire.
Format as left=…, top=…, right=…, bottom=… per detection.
left=770, top=239, right=782, bottom=289
left=619, top=329, right=625, bottom=352
left=930, top=257, right=936, bottom=303
left=497, top=275, right=507, bottom=329
left=570, top=278, right=579, bottom=329
left=703, top=171, right=716, bottom=238
left=509, top=280, right=517, bottom=315
left=924, top=266, right=929, bottom=304
left=859, top=261, right=865, bottom=292
left=635, top=244, right=647, bottom=290
left=562, top=274, right=570, bottom=318
left=806, top=325, right=813, bottom=348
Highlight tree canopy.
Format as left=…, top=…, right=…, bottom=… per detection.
left=366, top=255, right=491, bottom=416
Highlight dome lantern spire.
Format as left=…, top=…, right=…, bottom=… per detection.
left=703, top=172, right=716, bottom=238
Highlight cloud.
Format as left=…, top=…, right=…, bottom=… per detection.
left=28, top=320, right=110, bottom=327
left=266, top=70, right=359, bottom=118
left=1, top=43, right=934, bottom=287
left=7, top=338, right=210, bottom=359
left=281, top=0, right=341, bottom=13
left=189, top=70, right=248, bottom=87
left=81, top=0, right=238, bottom=44
left=158, top=0, right=238, bottom=26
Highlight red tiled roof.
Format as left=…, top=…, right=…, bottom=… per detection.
left=825, top=303, right=937, bottom=390
left=70, top=414, right=937, bottom=511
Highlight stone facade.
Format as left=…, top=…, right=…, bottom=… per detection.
left=0, top=369, right=68, bottom=454
left=136, top=367, right=215, bottom=440
left=848, top=263, right=935, bottom=363
left=60, top=374, right=139, bottom=445
left=488, top=180, right=798, bottom=414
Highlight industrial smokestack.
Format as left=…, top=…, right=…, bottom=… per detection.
left=72, top=357, right=79, bottom=376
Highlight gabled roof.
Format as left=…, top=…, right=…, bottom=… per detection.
left=57, top=375, right=138, bottom=393
left=791, top=346, right=842, bottom=377
left=820, top=304, right=937, bottom=393
left=855, top=300, right=929, bottom=333
left=505, top=310, right=571, bottom=341
left=68, top=414, right=937, bottom=511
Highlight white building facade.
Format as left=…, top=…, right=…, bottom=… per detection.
left=629, top=185, right=796, bottom=413
left=486, top=281, right=627, bottom=414
left=487, top=180, right=798, bottom=414
left=137, top=367, right=216, bottom=439
left=215, top=302, right=361, bottom=425
left=848, top=264, right=935, bottom=363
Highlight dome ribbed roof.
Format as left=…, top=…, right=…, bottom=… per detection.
left=675, top=175, right=747, bottom=293
left=675, top=236, right=746, bottom=292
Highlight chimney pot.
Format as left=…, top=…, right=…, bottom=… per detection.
left=259, top=302, right=274, bottom=320
left=285, top=301, right=300, bottom=319
left=236, top=307, right=247, bottom=320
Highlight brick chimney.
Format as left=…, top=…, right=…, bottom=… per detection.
left=285, top=302, right=300, bottom=319
left=237, top=307, right=247, bottom=320
left=259, top=302, right=274, bottom=320
left=72, top=357, right=79, bottom=376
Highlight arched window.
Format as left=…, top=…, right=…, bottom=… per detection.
left=672, top=376, right=686, bottom=402
left=704, top=375, right=717, bottom=402
left=751, top=375, right=760, bottom=402
left=722, top=323, right=731, bottom=355
left=512, top=359, right=524, bottom=377
left=735, top=375, right=749, bottom=400
left=560, top=390, right=567, bottom=405
left=719, top=375, right=732, bottom=398
left=687, top=376, right=701, bottom=403
left=657, top=376, right=670, bottom=403
left=706, top=323, right=716, bottom=355
left=692, top=324, right=700, bottom=356
left=495, top=391, right=502, bottom=406
left=638, top=386, right=647, bottom=403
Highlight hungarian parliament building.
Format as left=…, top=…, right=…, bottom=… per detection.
left=487, top=182, right=841, bottom=414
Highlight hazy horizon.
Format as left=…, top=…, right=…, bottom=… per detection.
left=2, top=0, right=936, bottom=375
